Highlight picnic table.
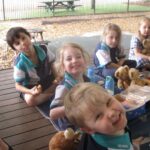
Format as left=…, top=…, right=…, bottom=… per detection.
left=39, top=0, right=81, bottom=11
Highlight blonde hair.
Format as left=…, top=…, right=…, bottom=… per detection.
left=64, top=82, right=108, bottom=128
left=102, top=23, right=122, bottom=46
left=138, top=17, right=150, bottom=41
left=55, top=42, right=90, bottom=77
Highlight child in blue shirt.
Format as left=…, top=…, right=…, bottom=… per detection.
left=129, top=17, right=150, bottom=71
left=6, top=27, right=59, bottom=106
left=94, top=23, right=136, bottom=78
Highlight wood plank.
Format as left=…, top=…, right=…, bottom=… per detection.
left=0, top=69, right=56, bottom=150
left=0, top=102, right=27, bottom=113
left=5, top=125, right=56, bottom=146
left=0, top=112, right=43, bottom=130
left=0, top=79, right=14, bottom=85
left=0, top=71, right=13, bottom=77
left=12, top=134, right=54, bottom=150
left=0, top=107, right=37, bottom=122
left=0, top=118, right=50, bottom=138
left=0, top=88, right=16, bottom=95
left=0, top=83, right=14, bottom=90
left=0, top=75, right=13, bottom=81
left=0, top=69, right=13, bottom=74
left=0, top=98, right=22, bottom=106
left=0, top=92, right=19, bottom=101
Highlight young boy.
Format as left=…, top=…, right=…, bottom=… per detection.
left=64, top=82, right=134, bottom=150
left=6, top=27, right=59, bottom=106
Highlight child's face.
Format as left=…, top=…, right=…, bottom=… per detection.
left=12, top=32, right=32, bottom=55
left=84, top=93, right=127, bottom=135
left=105, top=30, right=119, bottom=48
left=63, top=47, right=86, bottom=77
left=139, top=20, right=150, bottom=38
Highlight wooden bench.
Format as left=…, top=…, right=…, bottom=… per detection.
left=0, top=69, right=56, bottom=150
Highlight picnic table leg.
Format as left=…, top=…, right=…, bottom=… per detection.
left=67, top=1, right=74, bottom=10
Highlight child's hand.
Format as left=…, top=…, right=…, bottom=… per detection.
left=118, top=58, right=125, bottom=66
left=53, top=76, right=63, bottom=85
left=30, top=85, right=42, bottom=95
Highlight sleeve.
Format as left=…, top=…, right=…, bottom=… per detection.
left=13, top=65, right=25, bottom=84
left=130, top=37, right=142, bottom=51
left=96, top=49, right=111, bottom=67
left=47, top=46, right=55, bottom=63
left=118, top=47, right=126, bottom=58
left=50, top=85, right=68, bottom=109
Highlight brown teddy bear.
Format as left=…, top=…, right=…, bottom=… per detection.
left=49, top=128, right=80, bottom=150
left=129, top=68, right=150, bottom=86
left=115, top=65, right=131, bottom=89
left=142, top=39, right=150, bottom=55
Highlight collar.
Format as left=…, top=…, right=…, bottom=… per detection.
left=64, top=72, right=78, bottom=90
left=20, top=44, right=46, bottom=67
left=91, top=132, right=132, bottom=150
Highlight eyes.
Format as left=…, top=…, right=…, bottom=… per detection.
left=95, top=98, right=113, bottom=121
left=65, top=54, right=83, bottom=61
left=13, top=36, right=26, bottom=46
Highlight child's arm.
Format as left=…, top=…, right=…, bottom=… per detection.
left=49, top=85, right=68, bottom=120
left=15, top=82, right=42, bottom=95
left=50, top=106, right=65, bottom=120
left=106, top=62, right=120, bottom=69
left=134, top=48, right=150, bottom=60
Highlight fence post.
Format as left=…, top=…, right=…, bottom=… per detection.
left=127, top=0, right=129, bottom=12
left=91, top=0, right=95, bottom=14
left=2, top=0, right=5, bottom=20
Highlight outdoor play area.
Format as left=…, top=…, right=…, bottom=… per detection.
left=0, top=0, right=150, bottom=149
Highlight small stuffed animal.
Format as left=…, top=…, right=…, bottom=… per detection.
left=115, top=65, right=131, bottom=89
left=129, top=68, right=150, bottom=86
left=142, top=39, right=150, bottom=55
left=49, top=128, right=80, bottom=150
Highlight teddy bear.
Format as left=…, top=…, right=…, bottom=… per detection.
left=129, top=68, right=150, bottom=86
left=141, top=39, right=150, bottom=55
left=115, top=65, right=131, bottom=89
left=49, top=128, right=80, bottom=150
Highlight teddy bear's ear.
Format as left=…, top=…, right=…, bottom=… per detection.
left=115, top=66, right=123, bottom=78
left=115, top=70, right=119, bottom=78
left=143, top=39, right=147, bottom=46
left=129, top=70, right=133, bottom=79
left=64, top=128, right=75, bottom=140
left=124, top=65, right=129, bottom=72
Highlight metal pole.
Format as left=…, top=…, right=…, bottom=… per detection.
left=127, top=0, right=129, bottom=12
left=53, top=0, right=54, bottom=16
left=2, top=0, right=5, bottom=20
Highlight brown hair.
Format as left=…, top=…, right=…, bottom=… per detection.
left=6, top=27, right=31, bottom=50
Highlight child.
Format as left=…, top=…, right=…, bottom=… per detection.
left=94, top=23, right=136, bottom=78
left=64, top=82, right=136, bottom=150
left=49, top=43, right=90, bottom=131
left=6, top=27, right=59, bottom=106
left=129, top=17, right=150, bottom=71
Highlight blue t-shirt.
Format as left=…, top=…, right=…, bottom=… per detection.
left=93, top=42, right=124, bottom=68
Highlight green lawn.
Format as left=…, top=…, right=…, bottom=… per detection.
left=4, top=3, right=150, bottom=20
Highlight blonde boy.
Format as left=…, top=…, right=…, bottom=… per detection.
left=64, top=82, right=134, bottom=150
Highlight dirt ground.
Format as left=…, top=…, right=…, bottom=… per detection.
left=0, top=11, right=150, bottom=69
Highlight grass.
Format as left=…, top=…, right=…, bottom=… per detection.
left=4, top=3, right=150, bottom=20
